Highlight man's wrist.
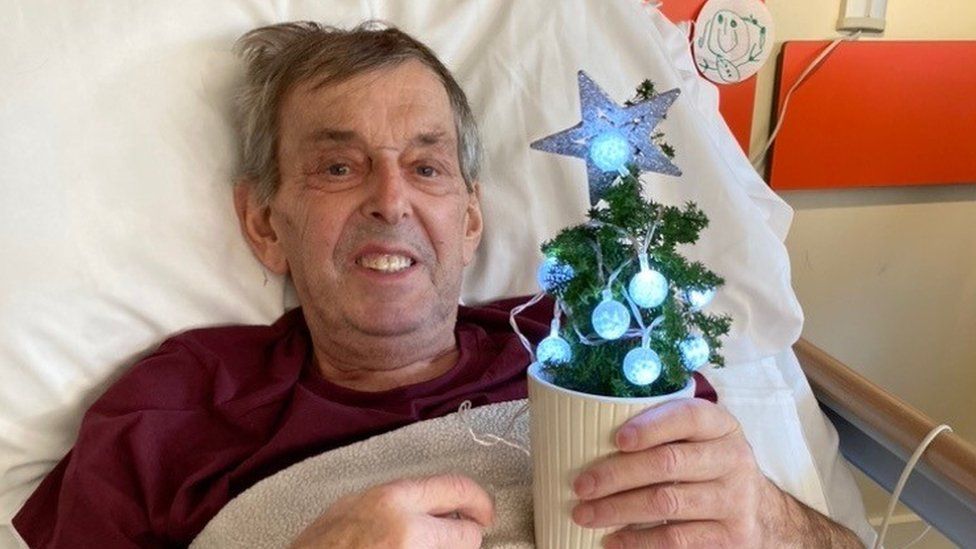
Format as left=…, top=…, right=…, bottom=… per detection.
left=760, top=478, right=864, bottom=548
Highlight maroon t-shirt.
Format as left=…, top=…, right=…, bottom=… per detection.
left=13, top=296, right=714, bottom=548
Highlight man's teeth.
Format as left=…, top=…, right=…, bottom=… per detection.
left=357, top=254, right=415, bottom=272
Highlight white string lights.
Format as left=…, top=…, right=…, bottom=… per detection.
left=511, top=211, right=719, bottom=388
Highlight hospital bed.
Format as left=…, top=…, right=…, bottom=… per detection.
left=2, top=0, right=973, bottom=547
left=796, top=338, right=976, bottom=546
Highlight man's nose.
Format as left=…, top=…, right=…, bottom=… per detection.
left=362, top=158, right=410, bottom=225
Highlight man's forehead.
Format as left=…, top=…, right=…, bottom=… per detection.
left=284, top=63, right=457, bottom=147
left=301, top=127, right=455, bottom=147
left=290, top=61, right=449, bottom=113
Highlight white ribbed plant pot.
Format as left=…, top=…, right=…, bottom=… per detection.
left=527, top=362, right=696, bottom=548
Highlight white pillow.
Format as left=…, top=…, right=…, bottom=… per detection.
left=0, top=0, right=804, bottom=542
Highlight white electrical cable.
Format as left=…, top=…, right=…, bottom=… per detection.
left=456, top=400, right=530, bottom=456
left=872, top=423, right=953, bottom=549
left=508, top=291, right=546, bottom=361
left=750, top=31, right=862, bottom=170
left=898, top=524, right=932, bottom=549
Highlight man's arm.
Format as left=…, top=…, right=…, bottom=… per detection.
left=571, top=398, right=863, bottom=548
left=766, top=484, right=863, bottom=548
left=13, top=340, right=237, bottom=548
left=13, top=435, right=170, bottom=548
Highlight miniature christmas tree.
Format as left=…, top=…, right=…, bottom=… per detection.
left=526, top=72, right=731, bottom=398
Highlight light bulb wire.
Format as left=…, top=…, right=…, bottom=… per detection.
left=641, top=212, right=663, bottom=257
left=456, top=400, right=530, bottom=456
left=872, top=423, right=953, bottom=549
left=590, top=239, right=606, bottom=282
left=573, top=325, right=602, bottom=346
left=550, top=298, right=562, bottom=334
left=623, top=288, right=647, bottom=332
left=508, top=292, right=547, bottom=362
left=606, top=258, right=633, bottom=290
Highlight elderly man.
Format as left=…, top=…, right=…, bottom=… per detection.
left=14, top=22, right=862, bottom=548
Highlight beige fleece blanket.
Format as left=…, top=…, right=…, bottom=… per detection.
left=191, top=400, right=535, bottom=548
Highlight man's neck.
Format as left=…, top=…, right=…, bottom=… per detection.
left=309, top=329, right=460, bottom=392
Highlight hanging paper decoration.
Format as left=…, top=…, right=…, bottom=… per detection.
left=693, top=0, right=775, bottom=84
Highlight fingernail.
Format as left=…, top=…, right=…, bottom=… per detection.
left=602, top=535, right=621, bottom=549
left=617, top=426, right=637, bottom=450
left=573, top=472, right=595, bottom=497
left=573, top=503, right=594, bottom=526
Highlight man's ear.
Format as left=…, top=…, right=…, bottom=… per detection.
left=233, top=180, right=289, bottom=275
left=462, top=182, right=484, bottom=266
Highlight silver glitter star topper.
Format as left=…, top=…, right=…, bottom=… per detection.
left=530, top=71, right=682, bottom=206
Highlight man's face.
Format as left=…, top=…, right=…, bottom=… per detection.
left=268, top=60, right=482, bottom=338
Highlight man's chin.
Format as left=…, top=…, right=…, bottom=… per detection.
left=346, top=303, right=441, bottom=337
left=335, top=287, right=459, bottom=337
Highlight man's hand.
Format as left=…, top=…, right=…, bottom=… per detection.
left=290, top=473, right=495, bottom=549
left=571, top=398, right=862, bottom=548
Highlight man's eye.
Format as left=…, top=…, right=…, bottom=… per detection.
left=417, top=165, right=438, bottom=177
left=328, top=164, right=350, bottom=176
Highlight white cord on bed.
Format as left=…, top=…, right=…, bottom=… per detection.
left=457, top=400, right=530, bottom=456
left=897, top=524, right=932, bottom=549
left=872, top=423, right=953, bottom=549
left=750, top=31, right=861, bottom=171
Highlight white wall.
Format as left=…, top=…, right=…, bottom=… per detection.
left=749, top=1, right=976, bottom=545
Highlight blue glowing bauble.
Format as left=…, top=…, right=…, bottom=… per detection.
left=536, top=256, right=575, bottom=293
left=679, top=335, right=710, bottom=370
left=684, top=287, right=716, bottom=310
left=536, top=334, right=572, bottom=365
left=589, top=131, right=632, bottom=173
left=622, top=346, right=663, bottom=386
left=629, top=269, right=669, bottom=308
left=592, top=297, right=631, bottom=340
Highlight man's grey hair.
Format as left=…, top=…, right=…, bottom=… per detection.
left=233, top=20, right=483, bottom=204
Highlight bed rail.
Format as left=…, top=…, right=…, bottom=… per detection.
left=793, top=338, right=976, bottom=546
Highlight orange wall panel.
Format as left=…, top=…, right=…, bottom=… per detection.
left=767, top=41, right=976, bottom=190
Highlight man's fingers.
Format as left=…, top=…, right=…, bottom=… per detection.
left=574, top=437, right=745, bottom=500
left=603, top=520, right=730, bottom=549
left=572, top=481, right=731, bottom=528
left=425, top=515, right=487, bottom=549
left=615, top=398, right=739, bottom=452
left=401, top=474, right=496, bottom=528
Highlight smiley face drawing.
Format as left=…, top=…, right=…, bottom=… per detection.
left=693, top=0, right=773, bottom=84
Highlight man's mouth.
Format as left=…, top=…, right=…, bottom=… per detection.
left=355, top=253, right=416, bottom=273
